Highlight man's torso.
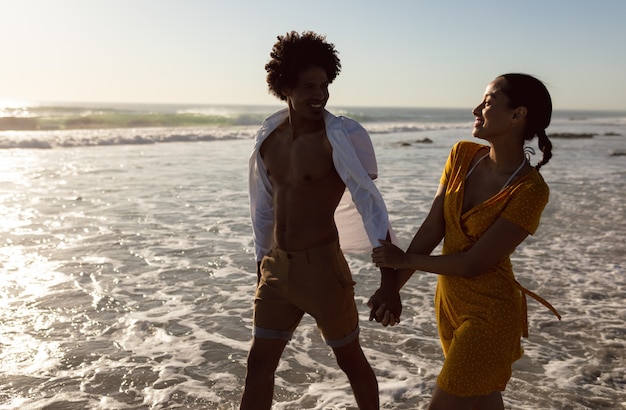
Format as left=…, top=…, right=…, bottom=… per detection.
left=260, top=120, right=346, bottom=251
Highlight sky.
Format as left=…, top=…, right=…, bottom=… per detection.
left=1, top=0, right=625, bottom=111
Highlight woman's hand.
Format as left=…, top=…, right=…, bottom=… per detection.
left=372, top=239, right=408, bottom=268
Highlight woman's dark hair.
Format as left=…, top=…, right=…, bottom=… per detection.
left=265, top=31, right=341, bottom=101
left=499, top=73, right=553, bottom=170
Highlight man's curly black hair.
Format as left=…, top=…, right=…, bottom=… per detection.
left=265, top=31, right=341, bottom=101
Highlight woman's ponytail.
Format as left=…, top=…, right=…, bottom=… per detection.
left=499, top=73, right=553, bottom=171
left=535, top=129, right=553, bottom=171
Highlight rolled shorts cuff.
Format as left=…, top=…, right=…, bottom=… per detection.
left=252, top=326, right=294, bottom=341
left=324, top=326, right=360, bottom=348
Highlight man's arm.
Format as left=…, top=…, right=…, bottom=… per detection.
left=368, top=265, right=401, bottom=326
left=368, top=232, right=401, bottom=326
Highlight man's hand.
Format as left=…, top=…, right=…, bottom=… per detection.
left=367, top=286, right=402, bottom=327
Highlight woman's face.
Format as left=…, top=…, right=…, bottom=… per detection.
left=471, top=78, right=517, bottom=140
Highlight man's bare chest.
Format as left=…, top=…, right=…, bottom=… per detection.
left=261, top=131, right=336, bottom=185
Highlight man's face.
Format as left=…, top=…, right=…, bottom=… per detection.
left=283, top=66, right=329, bottom=121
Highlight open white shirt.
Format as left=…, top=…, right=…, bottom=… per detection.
left=249, top=108, right=394, bottom=261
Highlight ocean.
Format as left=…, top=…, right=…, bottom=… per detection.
left=0, top=103, right=624, bottom=409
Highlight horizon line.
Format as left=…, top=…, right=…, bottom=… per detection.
left=1, top=99, right=625, bottom=113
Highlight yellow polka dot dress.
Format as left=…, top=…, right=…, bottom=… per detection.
left=435, top=140, right=549, bottom=397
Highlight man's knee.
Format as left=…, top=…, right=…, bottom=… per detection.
left=246, top=338, right=287, bottom=376
left=332, top=337, right=368, bottom=372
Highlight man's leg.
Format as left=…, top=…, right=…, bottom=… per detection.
left=240, top=337, right=289, bottom=410
left=331, top=337, right=379, bottom=410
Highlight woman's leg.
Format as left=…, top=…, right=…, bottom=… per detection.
left=428, top=386, right=504, bottom=410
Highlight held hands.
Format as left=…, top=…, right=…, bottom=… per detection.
left=367, top=286, right=402, bottom=327
left=368, top=239, right=405, bottom=327
left=372, top=239, right=407, bottom=268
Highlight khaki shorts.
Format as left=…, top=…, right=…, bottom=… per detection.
left=253, top=240, right=359, bottom=347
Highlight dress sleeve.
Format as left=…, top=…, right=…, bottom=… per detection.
left=501, top=175, right=549, bottom=234
left=440, top=141, right=462, bottom=186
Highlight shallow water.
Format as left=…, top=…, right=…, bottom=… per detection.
left=0, top=118, right=625, bottom=409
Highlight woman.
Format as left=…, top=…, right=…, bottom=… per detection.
left=370, top=73, right=561, bottom=409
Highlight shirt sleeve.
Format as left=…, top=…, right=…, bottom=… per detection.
left=331, top=115, right=394, bottom=251
left=344, top=118, right=378, bottom=179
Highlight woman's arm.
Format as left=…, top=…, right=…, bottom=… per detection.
left=391, top=184, right=447, bottom=289
left=373, top=216, right=530, bottom=278
left=368, top=185, right=446, bottom=326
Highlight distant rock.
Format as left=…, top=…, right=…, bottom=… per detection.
left=395, top=137, right=432, bottom=147
left=609, top=150, right=626, bottom=157
left=548, top=133, right=595, bottom=139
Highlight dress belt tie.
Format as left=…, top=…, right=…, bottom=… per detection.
left=502, top=274, right=562, bottom=338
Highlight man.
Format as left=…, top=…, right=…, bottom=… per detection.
left=241, top=31, right=400, bottom=410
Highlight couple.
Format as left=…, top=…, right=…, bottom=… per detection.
left=241, top=31, right=560, bottom=410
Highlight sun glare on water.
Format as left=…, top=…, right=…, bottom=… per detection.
left=0, top=239, right=70, bottom=381
left=0, top=151, right=69, bottom=382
